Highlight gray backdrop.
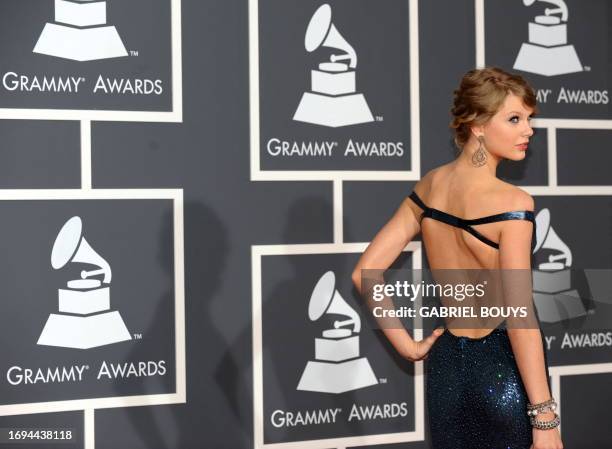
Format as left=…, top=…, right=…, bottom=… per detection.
left=0, top=0, right=610, bottom=448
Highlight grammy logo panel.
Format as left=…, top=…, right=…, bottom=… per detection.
left=531, top=197, right=612, bottom=367
left=0, top=199, right=176, bottom=407
left=0, top=0, right=173, bottom=112
left=254, top=0, right=413, bottom=172
left=484, top=0, right=609, bottom=119
left=258, top=252, right=416, bottom=446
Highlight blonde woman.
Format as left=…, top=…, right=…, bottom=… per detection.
left=352, top=67, right=563, bottom=449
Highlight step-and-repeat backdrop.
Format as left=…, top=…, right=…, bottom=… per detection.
left=0, top=0, right=610, bottom=448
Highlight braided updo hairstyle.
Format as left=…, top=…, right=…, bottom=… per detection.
left=450, top=67, right=537, bottom=150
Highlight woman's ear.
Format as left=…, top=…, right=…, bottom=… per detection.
left=469, top=124, right=484, bottom=139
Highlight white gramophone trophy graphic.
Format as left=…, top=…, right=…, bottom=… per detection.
left=297, top=271, right=377, bottom=394
left=513, top=0, right=582, bottom=76
left=33, top=0, right=128, bottom=61
left=293, top=4, right=374, bottom=128
left=37, top=216, right=131, bottom=349
left=532, top=209, right=587, bottom=323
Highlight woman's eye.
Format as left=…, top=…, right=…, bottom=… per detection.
left=510, top=116, right=520, bottom=123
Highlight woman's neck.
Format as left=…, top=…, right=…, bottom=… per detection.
left=454, top=138, right=501, bottom=177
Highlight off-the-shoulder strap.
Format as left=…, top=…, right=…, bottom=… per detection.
left=466, top=211, right=535, bottom=225
left=408, top=191, right=428, bottom=211
left=407, top=190, right=535, bottom=250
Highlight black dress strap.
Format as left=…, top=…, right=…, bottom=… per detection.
left=466, top=211, right=535, bottom=226
left=408, top=191, right=535, bottom=250
left=408, top=191, right=428, bottom=211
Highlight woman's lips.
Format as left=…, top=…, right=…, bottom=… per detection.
left=516, top=143, right=528, bottom=150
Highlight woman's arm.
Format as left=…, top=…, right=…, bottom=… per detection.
left=352, top=192, right=442, bottom=361
left=499, top=201, right=552, bottom=406
left=499, top=193, right=563, bottom=449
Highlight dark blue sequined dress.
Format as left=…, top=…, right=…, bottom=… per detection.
left=409, top=191, right=550, bottom=449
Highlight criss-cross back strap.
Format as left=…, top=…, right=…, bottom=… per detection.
left=409, top=191, right=535, bottom=250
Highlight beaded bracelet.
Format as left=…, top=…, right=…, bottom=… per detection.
left=527, top=402, right=557, bottom=416
left=527, top=398, right=555, bottom=411
left=530, top=412, right=560, bottom=430
left=527, top=398, right=557, bottom=417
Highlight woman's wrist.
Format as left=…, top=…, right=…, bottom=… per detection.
left=535, top=410, right=556, bottom=422
left=401, top=339, right=417, bottom=360
left=527, top=397, right=560, bottom=430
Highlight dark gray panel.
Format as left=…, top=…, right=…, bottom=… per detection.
left=561, top=373, right=612, bottom=449
left=0, top=0, right=172, bottom=111
left=420, top=0, right=475, bottom=173
left=484, top=0, right=610, bottom=119
left=0, top=120, right=79, bottom=188
left=531, top=196, right=612, bottom=269
left=0, top=200, right=176, bottom=404
left=531, top=196, right=612, bottom=367
left=343, top=181, right=415, bottom=243
left=262, top=255, right=415, bottom=444
left=92, top=122, right=334, bottom=244
left=557, top=129, right=612, bottom=185
left=258, top=0, right=411, bottom=171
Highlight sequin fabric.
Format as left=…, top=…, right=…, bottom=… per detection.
left=426, top=329, right=536, bottom=449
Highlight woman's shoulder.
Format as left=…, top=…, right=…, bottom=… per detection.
left=489, top=180, right=534, bottom=212
left=411, top=165, right=444, bottom=194
left=410, top=166, right=534, bottom=212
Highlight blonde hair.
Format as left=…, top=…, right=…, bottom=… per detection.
left=450, top=67, right=537, bottom=149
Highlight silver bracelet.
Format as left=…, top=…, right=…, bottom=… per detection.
left=530, top=412, right=560, bottom=430
left=527, top=397, right=555, bottom=410
left=527, top=402, right=557, bottom=416
left=527, top=398, right=557, bottom=416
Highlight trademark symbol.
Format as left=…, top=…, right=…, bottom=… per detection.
left=379, top=378, right=387, bottom=384
left=584, top=66, right=591, bottom=71
left=133, top=333, right=143, bottom=340
left=130, top=50, right=139, bottom=57
left=85, top=365, right=90, bottom=370
left=375, top=116, right=384, bottom=122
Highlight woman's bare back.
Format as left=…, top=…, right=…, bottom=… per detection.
left=409, top=163, right=531, bottom=271
left=407, top=163, right=535, bottom=338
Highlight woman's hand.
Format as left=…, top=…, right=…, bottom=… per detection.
left=531, top=427, right=563, bottom=449
left=402, top=328, right=444, bottom=361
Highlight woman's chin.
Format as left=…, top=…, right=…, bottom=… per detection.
left=508, top=149, right=527, bottom=160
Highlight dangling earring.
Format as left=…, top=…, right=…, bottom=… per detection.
left=471, top=135, right=487, bottom=167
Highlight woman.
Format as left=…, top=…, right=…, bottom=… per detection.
left=352, top=67, right=563, bottom=449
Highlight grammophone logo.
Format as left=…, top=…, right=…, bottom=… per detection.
left=37, top=216, right=131, bottom=349
left=33, top=0, right=128, bottom=61
left=297, top=271, right=377, bottom=393
left=513, top=0, right=582, bottom=76
left=532, top=208, right=589, bottom=323
left=293, top=4, right=374, bottom=128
